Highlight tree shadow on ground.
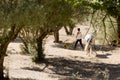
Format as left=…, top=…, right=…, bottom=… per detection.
left=96, top=53, right=111, bottom=58
left=51, top=42, right=85, bottom=51
left=20, top=57, right=120, bottom=80
left=46, top=57, right=120, bottom=80
left=52, top=42, right=117, bottom=52
left=22, top=64, right=48, bottom=72
left=22, top=66, right=44, bottom=72
left=93, top=45, right=116, bottom=51
left=10, top=78, right=35, bottom=80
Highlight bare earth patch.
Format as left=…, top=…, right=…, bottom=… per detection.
left=4, top=25, right=120, bottom=80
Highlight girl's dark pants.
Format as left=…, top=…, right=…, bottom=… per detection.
left=74, top=39, right=84, bottom=49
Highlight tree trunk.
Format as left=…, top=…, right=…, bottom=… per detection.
left=64, top=26, right=70, bottom=35
left=117, top=16, right=120, bottom=43
left=54, top=30, right=59, bottom=43
left=36, top=38, right=45, bottom=62
left=69, top=27, right=74, bottom=35
left=36, top=31, right=48, bottom=62
left=0, top=25, right=22, bottom=79
left=0, top=42, right=9, bottom=79
left=0, top=55, right=4, bottom=79
left=64, top=26, right=74, bottom=35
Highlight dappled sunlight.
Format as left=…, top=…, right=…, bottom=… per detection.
left=4, top=26, right=120, bottom=80
left=46, top=57, right=120, bottom=80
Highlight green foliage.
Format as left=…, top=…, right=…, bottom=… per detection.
left=66, top=0, right=92, bottom=23
left=0, top=0, right=47, bottom=63
left=89, top=0, right=120, bottom=17
left=19, top=0, right=76, bottom=62
left=44, top=0, right=73, bottom=27
left=90, top=10, right=118, bottom=44
left=99, top=0, right=120, bottom=17
left=82, top=0, right=120, bottom=44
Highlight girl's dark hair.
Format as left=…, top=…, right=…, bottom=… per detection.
left=78, top=28, right=80, bottom=31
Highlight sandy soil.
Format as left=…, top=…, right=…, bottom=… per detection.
left=4, top=24, right=120, bottom=80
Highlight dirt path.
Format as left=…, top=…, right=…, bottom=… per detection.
left=4, top=25, right=120, bottom=80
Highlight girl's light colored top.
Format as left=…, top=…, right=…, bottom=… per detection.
left=76, top=31, right=82, bottom=39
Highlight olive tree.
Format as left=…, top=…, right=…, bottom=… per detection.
left=20, top=0, right=74, bottom=61
left=0, top=0, right=28, bottom=79
left=88, top=0, right=120, bottom=43
left=63, top=0, right=92, bottom=35
left=44, top=0, right=73, bottom=42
